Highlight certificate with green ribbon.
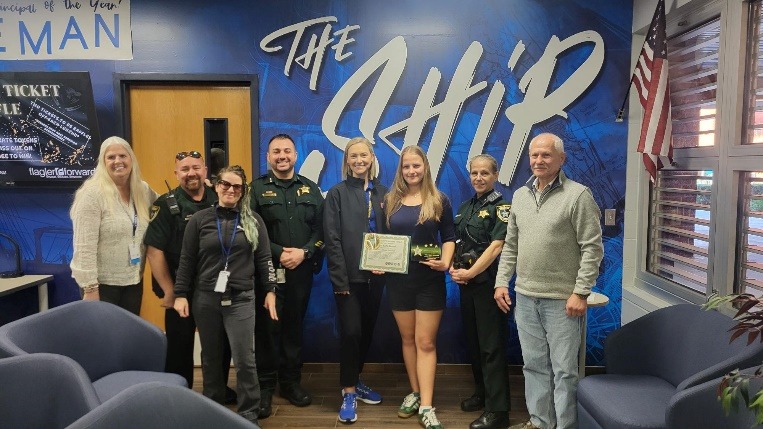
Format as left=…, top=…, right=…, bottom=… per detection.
left=359, top=233, right=410, bottom=274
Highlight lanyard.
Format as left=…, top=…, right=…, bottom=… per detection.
left=216, top=212, right=240, bottom=271
left=365, top=183, right=376, bottom=233
left=131, top=205, right=137, bottom=237
left=119, top=199, right=138, bottom=237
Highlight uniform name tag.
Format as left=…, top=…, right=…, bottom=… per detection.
left=214, top=270, right=230, bottom=292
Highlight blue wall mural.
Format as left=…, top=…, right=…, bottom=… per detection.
left=0, top=0, right=632, bottom=366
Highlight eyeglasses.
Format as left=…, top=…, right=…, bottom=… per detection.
left=217, top=179, right=243, bottom=192
left=176, top=151, right=202, bottom=160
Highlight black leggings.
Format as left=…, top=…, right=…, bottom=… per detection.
left=334, top=279, right=384, bottom=387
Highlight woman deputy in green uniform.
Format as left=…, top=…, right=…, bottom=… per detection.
left=449, top=154, right=511, bottom=429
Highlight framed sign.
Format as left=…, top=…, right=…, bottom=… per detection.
left=0, top=72, right=101, bottom=186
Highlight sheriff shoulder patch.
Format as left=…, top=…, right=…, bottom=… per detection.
left=496, top=204, right=511, bottom=223
left=149, top=205, right=160, bottom=222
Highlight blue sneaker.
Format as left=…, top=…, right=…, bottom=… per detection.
left=338, top=392, right=358, bottom=424
left=355, top=380, right=382, bottom=404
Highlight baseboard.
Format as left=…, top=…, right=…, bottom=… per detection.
left=194, top=362, right=606, bottom=376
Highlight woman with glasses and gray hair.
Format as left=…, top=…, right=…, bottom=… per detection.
left=70, top=136, right=158, bottom=315
left=173, top=165, right=278, bottom=428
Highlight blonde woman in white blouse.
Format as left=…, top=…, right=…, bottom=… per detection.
left=70, top=136, right=157, bottom=315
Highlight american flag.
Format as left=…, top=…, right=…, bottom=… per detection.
left=632, top=0, right=674, bottom=182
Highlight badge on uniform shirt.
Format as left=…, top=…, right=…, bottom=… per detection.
left=149, top=205, right=160, bottom=222
left=297, top=185, right=311, bottom=196
left=496, top=204, right=512, bottom=223
left=262, top=190, right=278, bottom=197
left=478, top=209, right=490, bottom=218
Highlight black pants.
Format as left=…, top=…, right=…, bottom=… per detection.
left=99, top=283, right=142, bottom=315
left=334, top=279, right=384, bottom=387
left=164, top=303, right=233, bottom=389
left=460, top=280, right=510, bottom=412
left=193, top=289, right=260, bottom=421
left=255, top=263, right=313, bottom=391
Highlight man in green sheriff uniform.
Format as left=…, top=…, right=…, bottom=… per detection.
left=144, top=150, right=235, bottom=402
left=249, top=134, right=324, bottom=417
left=450, top=154, right=512, bottom=429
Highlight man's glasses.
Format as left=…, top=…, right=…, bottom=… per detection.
left=217, top=179, right=243, bottom=192
left=176, top=151, right=202, bottom=160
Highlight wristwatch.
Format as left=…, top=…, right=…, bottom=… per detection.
left=575, top=293, right=589, bottom=300
left=302, top=247, right=311, bottom=259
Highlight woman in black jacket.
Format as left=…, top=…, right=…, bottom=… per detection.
left=174, top=165, right=277, bottom=428
left=324, top=137, right=387, bottom=424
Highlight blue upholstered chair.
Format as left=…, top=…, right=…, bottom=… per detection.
left=665, top=368, right=760, bottom=428
left=577, top=304, right=763, bottom=429
left=0, top=353, right=100, bottom=429
left=67, top=382, right=256, bottom=429
left=0, top=300, right=186, bottom=402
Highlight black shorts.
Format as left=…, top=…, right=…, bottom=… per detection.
left=385, top=265, right=446, bottom=311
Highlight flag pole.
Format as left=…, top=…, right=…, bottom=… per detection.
left=615, top=90, right=629, bottom=122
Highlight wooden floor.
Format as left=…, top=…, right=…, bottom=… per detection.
left=193, top=363, right=530, bottom=428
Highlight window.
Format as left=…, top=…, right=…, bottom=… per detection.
left=734, top=1, right=763, bottom=295
left=639, top=0, right=763, bottom=302
left=648, top=170, right=713, bottom=294
left=644, top=14, right=721, bottom=297
left=737, top=172, right=763, bottom=295
left=743, top=1, right=763, bottom=146
left=668, top=18, right=720, bottom=149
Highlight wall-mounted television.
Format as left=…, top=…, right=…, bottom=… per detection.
left=0, top=72, right=101, bottom=187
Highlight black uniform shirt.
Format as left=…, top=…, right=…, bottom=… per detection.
left=249, top=171, right=324, bottom=262
left=144, top=186, right=217, bottom=295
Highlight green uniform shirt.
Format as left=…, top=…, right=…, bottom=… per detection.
left=249, top=171, right=324, bottom=261
left=144, top=185, right=217, bottom=284
left=454, top=190, right=511, bottom=276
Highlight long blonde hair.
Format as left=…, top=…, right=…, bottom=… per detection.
left=341, top=137, right=378, bottom=180
left=385, top=145, right=443, bottom=227
left=70, top=136, right=152, bottom=223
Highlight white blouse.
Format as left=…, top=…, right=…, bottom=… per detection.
left=70, top=181, right=157, bottom=288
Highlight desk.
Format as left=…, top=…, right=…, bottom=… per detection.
left=579, top=292, right=609, bottom=378
left=0, top=275, right=53, bottom=311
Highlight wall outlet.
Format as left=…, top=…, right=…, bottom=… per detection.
left=604, top=209, right=616, bottom=226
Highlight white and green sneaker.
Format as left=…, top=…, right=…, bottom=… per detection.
left=418, top=407, right=444, bottom=429
left=398, top=392, right=421, bottom=418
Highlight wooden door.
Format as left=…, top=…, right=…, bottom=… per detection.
left=127, top=84, right=252, bottom=329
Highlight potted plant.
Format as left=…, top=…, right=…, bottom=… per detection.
left=704, top=293, right=763, bottom=425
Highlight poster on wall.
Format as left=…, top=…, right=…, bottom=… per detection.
left=0, top=0, right=132, bottom=60
left=0, top=71, right=101, bottom=186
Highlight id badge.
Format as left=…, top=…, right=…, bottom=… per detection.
left=215, top=270, right=230, bottom=292
left=276, top=268, right=286, bottom=284
left=128, top=243, right=141, bottom=265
